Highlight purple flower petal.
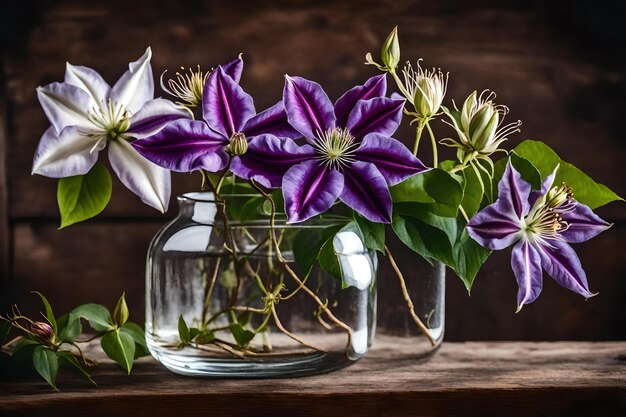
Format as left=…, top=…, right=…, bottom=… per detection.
left=202, top=67, right=256, bottom=138
left=221, top=55, right=244, bottom=84
left=339, top=161, right=392, bottom=223
left=283, top=75, right=336, bottom=142
left=345, top=97, right=404, bottom=141
left=125, top=98, right=191, bottom=139
left=108, top=138, right=171, bottom=212
left=231, top=134, right=315, bottom=188
left=109, top=47, right=154, bottom=113
left=282, top=160, right=344, bottom=223
left=334, top=74, right=387, bottom=128
left=559, top=202, right=611, bottom=243
left=498, top=161, right=531, bottom=219
left=37, top=82, right=94, bottom=133
left=132, top=119, right=229, bottom=173
left=242, top=101, right=301, bottom=139
left=32, top=126, right=99, bottom=178
left=467, top=203, right=523, bottom=250
left=511, top=239, right=543, bottom=310
left=537, top=239, right=596, bottom=299
left=64, top=62, right=111, bottom=102
left=354, top=133, right=428, bottom=186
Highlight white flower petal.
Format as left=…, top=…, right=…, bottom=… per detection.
left=125, top=98, right=191, bottom=139
left=110, top=47, right=154, bottom=113
left=37, top=82, right=95, bottom=133
left=108, top=139, right=170, bottom=212
left=64, top=62, right=111, bottom=102
left=32, top=126, right=99, bottom=178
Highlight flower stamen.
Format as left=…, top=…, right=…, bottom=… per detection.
left=160, top=65, right=208, bottom=108
left=313, top=127, right=359, bottom=170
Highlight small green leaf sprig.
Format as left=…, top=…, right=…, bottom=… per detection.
left=0, top=292, right=148, bottom=390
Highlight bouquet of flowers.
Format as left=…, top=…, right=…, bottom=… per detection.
left=4, top=26, right=620, bottom=386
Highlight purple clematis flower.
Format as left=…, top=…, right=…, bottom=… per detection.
left=232, top=74, right=428, bottom=223
left=33, top=47, right=190, bottom=212
left=132, top=56, right=300, bottom=173
left=467, top=161, right=611, bottom=311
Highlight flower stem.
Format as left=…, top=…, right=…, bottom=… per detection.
left=389, top=68, right=412, bottom=100
left=425, top=121, right=438, bottom=168
left=249, top=180, right=354, bottom=352
left=413, top=119, right=426, bottom=156
left=384, top=245, right=436, bottom=347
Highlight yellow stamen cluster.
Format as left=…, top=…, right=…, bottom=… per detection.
left=314, top=127, right=358, bottom=170
left=525, top=182, right=575, bottom=240
left=160, top=65, right=208, bottom=108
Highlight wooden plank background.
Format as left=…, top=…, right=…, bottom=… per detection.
left=1, top=0, right=625, bottom=341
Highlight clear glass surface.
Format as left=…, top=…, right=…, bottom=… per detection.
left=145, top=192, right=377, bottom=377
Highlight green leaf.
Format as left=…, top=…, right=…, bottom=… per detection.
left=353, top=215, right=385, bottom=252
left=292, top=224, right=344, bottom=276
left=57, top=161, right=112, bottom=228
left=318, top=238, right=344, bottom=283
left=493, top=152, right=542, bottom=200
left=195, top=330, right=215, bottom=344
left=513, top=140, right=623, bottom=209
left=451, top=221, right=491, bottom=291
left=391, top=209, right=455, bottom=267
left=178, top=316, right=191, bottom=345
left=178, top=315, right=190, bottom=345
left=56, top=314, right=82, bottom=343
left=32, top=346, right=58, bottom=390
left=57, top=351, right=97, bottom=387
left=120, top=322, right=149, bottom=358
left=390, top=169, right=463, bottom=217
left=228, top=323, right=255, bottom=348
left=70, top=304, right=113, bottom=332
left=31, top=291, right=57, bottom=334
left=460, top=164, right=484, bottom=218
left=101, top=329, right=135, bottom=374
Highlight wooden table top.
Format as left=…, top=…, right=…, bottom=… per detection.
left=1, top=340, right=625, bottom=417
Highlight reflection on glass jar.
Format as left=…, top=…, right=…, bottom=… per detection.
left=145, top=192, right=377, bottom=377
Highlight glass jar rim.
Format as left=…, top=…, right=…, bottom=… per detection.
left=176, top=192, right=350, bottom=228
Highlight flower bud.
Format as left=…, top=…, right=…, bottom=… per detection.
left=31, top=321, right=54, bottom=343
left=113, top=292, right=129, bottom=327
left=441, top=90, right=521, bottom=163
left=381, top=26, right=400, bottom=71
left=403, top=60, right=448, bottom=119
left=228, top=132, right=248, bottom=156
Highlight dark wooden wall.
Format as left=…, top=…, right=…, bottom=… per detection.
left=1, top=0, right=625, bottom=341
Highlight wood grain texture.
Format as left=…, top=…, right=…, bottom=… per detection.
left=1, top=341, right=625, bottom=416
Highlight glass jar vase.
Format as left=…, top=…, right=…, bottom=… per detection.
left=145, top=192, right=377, bottom=377
left=376, top=242, right=445, bottom=357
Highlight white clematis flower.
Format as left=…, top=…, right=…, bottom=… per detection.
left=33, top=47, right=190, bottom=212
